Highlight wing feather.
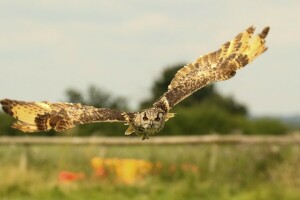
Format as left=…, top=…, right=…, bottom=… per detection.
left=154, top=26, right=269, bottom=111
left=0, top=99, right=128, bottom=132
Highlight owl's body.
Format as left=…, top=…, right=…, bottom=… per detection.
left=1, top=26, right=270, bottom=140
left=125, top=108, right=171, bottom=140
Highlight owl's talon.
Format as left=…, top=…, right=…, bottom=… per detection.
left=142, top=134, right=149, bottom=140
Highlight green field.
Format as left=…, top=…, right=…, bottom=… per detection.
left=0, top=143, right=299, bottom=200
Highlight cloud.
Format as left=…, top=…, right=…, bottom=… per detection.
left=0, top=27, right=63, bottom=49
left=117, top=13, right=171, bottom=34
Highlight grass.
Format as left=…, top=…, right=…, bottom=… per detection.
left=0, top=143, right=299, bottom=200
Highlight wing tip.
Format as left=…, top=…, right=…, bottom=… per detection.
left=246, top=26, right=255, bottom=34
left=0, top=99, right=15, bottom=116
left=260, top=26, right=270, bottom=39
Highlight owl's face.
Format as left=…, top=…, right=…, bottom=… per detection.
left=133, top=108, right=166, bottom=137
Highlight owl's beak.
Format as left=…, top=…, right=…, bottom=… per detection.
left=149, top=121, right=154, bottom=127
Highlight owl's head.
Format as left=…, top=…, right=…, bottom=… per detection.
left=125, top=108, right=175, bottom=140
left=135, top=108, right=165, bottom=132
left=134, top=108, right=166, bottom=135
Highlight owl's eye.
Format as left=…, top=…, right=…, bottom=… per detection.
left=143, top=114, right=148, bottom=121
left=154, top=113, right=162, bottom=122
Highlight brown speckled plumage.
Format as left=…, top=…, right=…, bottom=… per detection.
left=154, top=26, right=269, bottom=110
left=0, top=99, right=127, bottom=132
left=0, top=26, right=269, bottom=139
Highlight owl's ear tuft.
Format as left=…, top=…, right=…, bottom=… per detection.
left=165, top=113, right=176, bottom=121
left=125, top=125, right=135, bottom=135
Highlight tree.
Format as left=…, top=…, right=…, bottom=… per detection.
left=65, top=85, right=128, bottom=111
left=66, top=89, right=85, bottom=104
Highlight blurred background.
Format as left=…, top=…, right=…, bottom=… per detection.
left=0, top=1, right=299, bottom=199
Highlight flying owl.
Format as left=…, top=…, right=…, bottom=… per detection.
left=0, top=26, right=269, bottom=140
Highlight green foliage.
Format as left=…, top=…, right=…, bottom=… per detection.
left=66, top=85, right=128, bottom=111
left=162, top=103, right=288, bottom=135
left=163, top=104, right=242, bottom=135
left=250, top=117, right=289, bottom=135
left=0, top=113, right=22, bottom=136
left=0, top=144, right=299, bottom=199
left=65, top=89, right=85, bottom=104
left=72, top=123, right=126, bottom=137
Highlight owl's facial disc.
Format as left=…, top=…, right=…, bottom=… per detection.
left=134, top=108, right=165, bottom=134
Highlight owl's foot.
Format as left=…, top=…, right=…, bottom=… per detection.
left=142, top=134, right=149, bottom=140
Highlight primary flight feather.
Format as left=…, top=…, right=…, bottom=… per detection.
left=1, top=26, right=270, bottom=140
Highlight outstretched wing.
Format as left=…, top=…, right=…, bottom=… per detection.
left=0, top=99, right=128, bottom=132
left=154, top=26, right=269, bottom=112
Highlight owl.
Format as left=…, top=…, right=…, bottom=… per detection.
left=1, top=26, right=269, bottom=140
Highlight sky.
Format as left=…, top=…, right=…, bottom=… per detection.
left=0, top=0, right=299, bottom=116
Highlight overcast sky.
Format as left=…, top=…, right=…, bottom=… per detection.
left=0, top=0, right=299, bottom=116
